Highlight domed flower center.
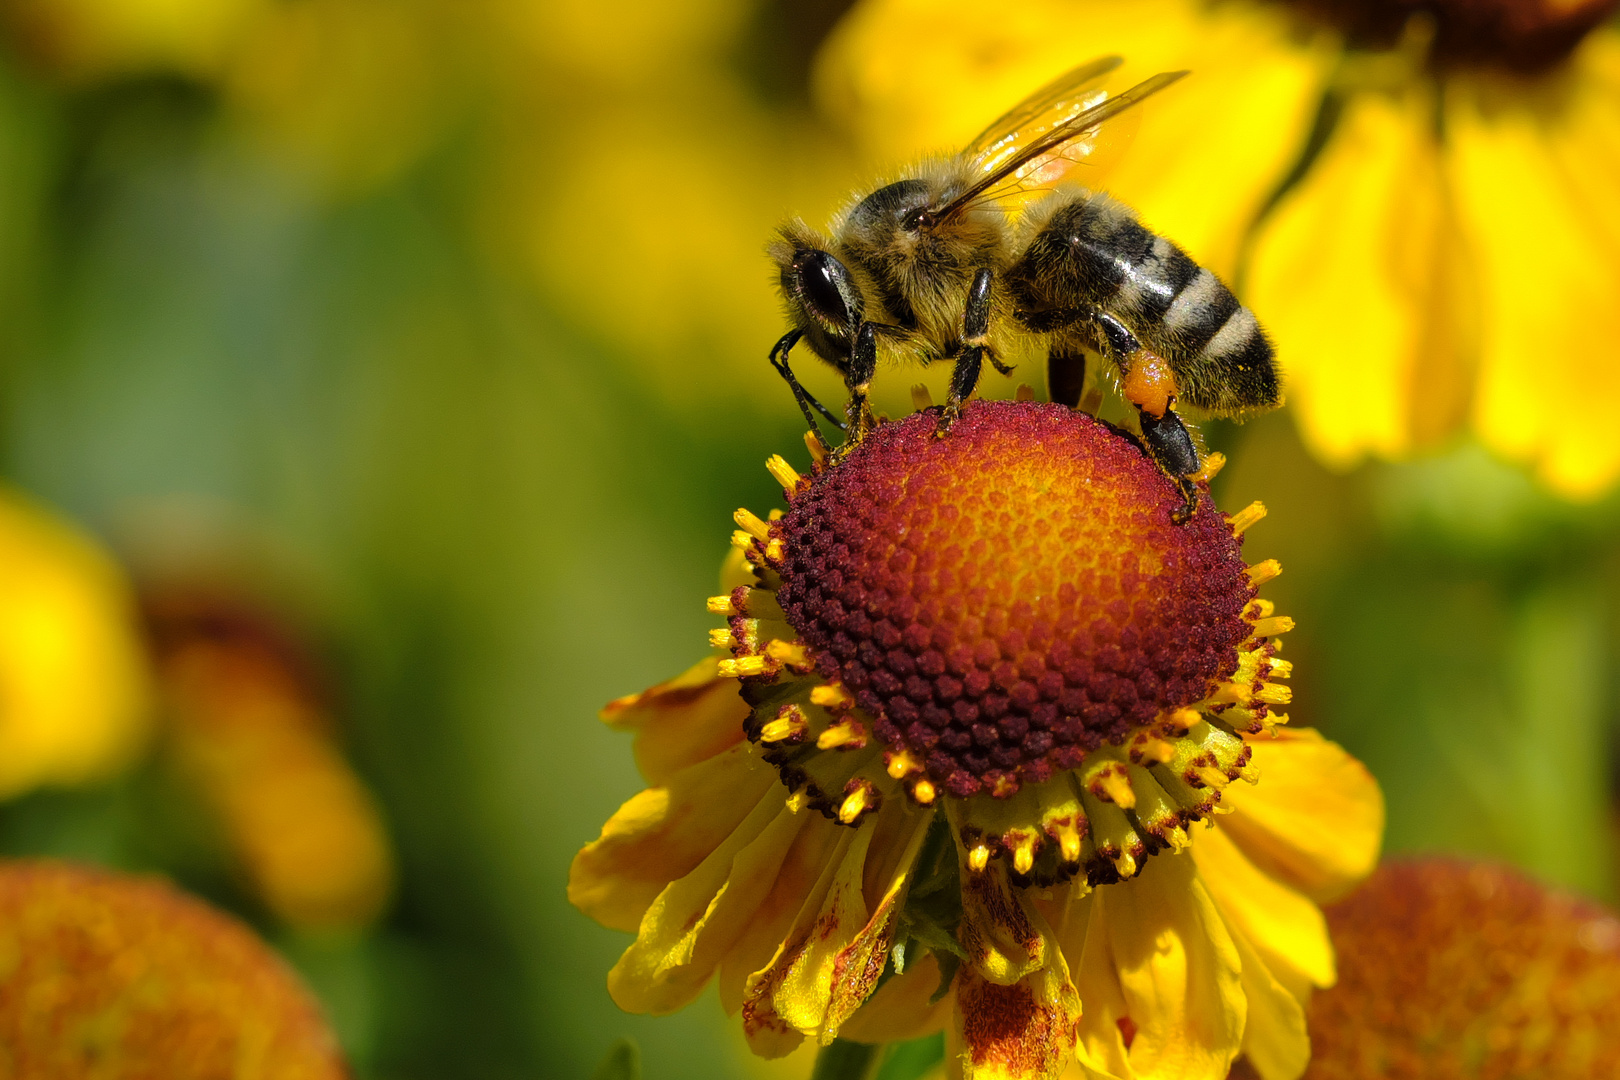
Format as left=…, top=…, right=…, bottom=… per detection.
left=771, top=402, right=1254, bottom=799
left=1292, top=0, right=1616, bottom=73
left=714, top=399, right=1293, bottom=886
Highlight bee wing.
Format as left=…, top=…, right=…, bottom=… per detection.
left=940, top=68, right=1188, bottom=220
left=958, top=55, right=1123, bottom=171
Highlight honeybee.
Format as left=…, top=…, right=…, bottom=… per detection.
left=767, top=57, right=1280, bottom=522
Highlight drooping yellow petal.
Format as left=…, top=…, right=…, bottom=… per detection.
left=1248, top=84, right=1473, bottom=468
left=1218, top=729, right=1383, bottom=904
left=717, top=810, right=847, bottom=1015
left=606, top=788, right=804, bottom=1014
left=959, top=859, right=1049, bottom=987
left=1191, top=823, right=1334, bottom=999
left=955, top=884, right=1081, bottom=1080
left=1101, top=854, right=1245, bottom=1080
left=1447, top=31, right=1620, bottom=498
left=742, top=805, right=932, bottom=1054
left=1225, top=916, right=1309, bottom=1080
left=600, top=655, right=749, bottom=786
left=568, top=742, right=776, bottom=931
left=954, top=959, right=1082, bottom=1080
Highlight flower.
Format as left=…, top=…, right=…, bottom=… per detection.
left=0, top=858, right=347, bottom=1078
left=0, top=487, right=152, bottom=798
left=1238, top=858, right=1620, bottom=1079
left=816, top=0, right=1620, bottom=497
left=144, top=582, right=396, bottom=932
left=571, top=401, right=1383, bottom=1080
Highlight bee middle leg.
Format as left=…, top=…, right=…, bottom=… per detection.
left=941, top=268, right=1011, bottom=431
left=845, top=321, right=879, bottom=440
left=1046, top=349, right=1087, bottom=409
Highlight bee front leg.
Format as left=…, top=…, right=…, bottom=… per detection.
left=769, top=329, right=845, bottom=436
left=941, top=268, right=1006, bottom=432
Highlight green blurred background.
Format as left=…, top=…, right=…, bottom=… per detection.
left=0, top=2, right=1615, bottom=1079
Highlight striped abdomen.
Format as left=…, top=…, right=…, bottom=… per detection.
left=1008, top=191, right=1280, bottom=416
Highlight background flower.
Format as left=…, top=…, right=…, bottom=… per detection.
left=0, top=858, right=347, bottom=1078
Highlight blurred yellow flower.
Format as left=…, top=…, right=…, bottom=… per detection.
left=0, top=0, right=267, bottom=81
left=0, top=487, right=151, bottom=798
left=146, top=584, right=395, bottom=932
left=573, top=402, right=1383, bottom=1079
left=816, top=0, right=1620, bottom=497
left=0, top=858, right=347, bottom=1078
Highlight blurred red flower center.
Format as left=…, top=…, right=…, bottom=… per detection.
left=772, top=401, right=1257, bottom=799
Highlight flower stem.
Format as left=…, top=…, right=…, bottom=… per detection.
left=811, top=1039, right=881, bottom=1080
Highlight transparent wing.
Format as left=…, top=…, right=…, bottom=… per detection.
left=940, top=68, right=1188, bottom=220
left=959, top=56, right=1123, bottom=173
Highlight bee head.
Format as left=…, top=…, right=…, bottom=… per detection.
left=769, top=223, right=868, bottom=371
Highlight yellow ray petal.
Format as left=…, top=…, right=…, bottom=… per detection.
left=1191, top=824, right=1334, bottom=997
left=1225, top=916, right=1309, bottom=1080
left=1102, top=854, right=1245, bottom=1080
left=717, top=811, right=846, bottom=1015
left=1218, top=729, right=1383, bottom=904
left=568, top=742, right=776, bottom=931
left=1058, top=890, right=1137, bottom=1080
left=607, top=789, right=803, bottom=1014
left=600, top=656, right=750, bottom=786
left=1447, top=34, right=1620, bottom=498
left=1248, top=85, right=1467, bottom=468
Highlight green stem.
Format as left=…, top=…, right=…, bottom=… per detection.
left=811, top=1039, right=882, bottom=1080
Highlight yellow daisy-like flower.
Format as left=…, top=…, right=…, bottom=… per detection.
left=571, top=401, right=1382, bottom=1080
left=817, top=0, right=1620, bottom=497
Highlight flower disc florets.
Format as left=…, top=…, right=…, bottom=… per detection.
left=715, top=400, right=1294, bottom=887
left=773, top=402, right=1252, bottom=800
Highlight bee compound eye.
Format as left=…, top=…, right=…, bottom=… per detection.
left=795, top=250, right=859, bottom=331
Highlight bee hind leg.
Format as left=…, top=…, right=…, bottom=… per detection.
left=1137, top=406, right=1202, bottom=524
